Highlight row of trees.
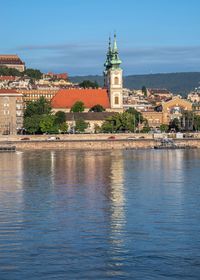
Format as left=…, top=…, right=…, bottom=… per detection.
left=24, top=97, right=67, bottom=134
left=70, top=101, right=104, bottom=113
left=23, top=98, right=149, bottom=134
left=0, top=66, right=43, bottom=79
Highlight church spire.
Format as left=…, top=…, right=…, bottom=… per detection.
left=113, top=33, right=118, bottom=53
left=110, top=33, right=122, bottom=69
left=104, top=36, right=112, bottom=70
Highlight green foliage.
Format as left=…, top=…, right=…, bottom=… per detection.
left=58, top=122, right=68, bottom=133
left=24, top=68, right=42, bottom=79
left=101, top=121, right=114, bottom=133
left=94, top=124, right=101, bottom=133
left=160, top=124, right=169, bottom=132
left=70, top=101, right=85, bottom=112
left=79, top=80, right=99, bottom=89
left=24, top=97, right=51, bottom=117
left=181, top=111, right=194, bottom=131
left=70, top=72, right=200, bottom=96
left=55, top=111, right=66, bottom=124
left=75, top=118, right=88, bottom=132
left=101, top=112, right=136, bottom=133
left=126, top=107, right=144, bottom=126
left=24, top=115, right=42, bottom=134
left=0, top=66, right=21, bottom=76
left=169, top=118, right=181, bottom=132
left=194, top=115, right=200, bottom=131
left=141, top=125, right=151, bottom=133
left=141, top=86, right=147, bottom=96
left=39, top=115, right=58, bottom=134
left=89, top=104, right=105, bottom=112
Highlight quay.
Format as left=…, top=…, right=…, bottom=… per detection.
left=0, top=133, right=200, bottom=150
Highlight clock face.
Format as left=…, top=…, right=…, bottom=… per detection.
left=114, top=71, right=119, bottom=75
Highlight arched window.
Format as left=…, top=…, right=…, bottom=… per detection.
left=115, top=96, right=119, bottom=105
left=114, top=76, right=119, bottom=85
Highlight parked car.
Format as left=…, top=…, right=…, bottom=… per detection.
left=47, top=136, right=60, bottom=141
left=20, top=137, right=30, bottom=141
left=108, top=136, right=116, bottom=140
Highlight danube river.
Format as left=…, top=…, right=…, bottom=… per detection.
left=0, top=150, right=200, bottom=279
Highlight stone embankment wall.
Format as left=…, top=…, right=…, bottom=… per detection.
left=1, top=133, right=200, bottom=150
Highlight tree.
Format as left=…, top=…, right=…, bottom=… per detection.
left=101, top=112, right=136, bottom=133
left=89, top=104, right=105, bottom=112
left=194, top=115, right=200, bottom=131
left=141, top=125, right=151, bottom=133
left=75, top=118, right=88, bottom=132
left=24, top=97, right=51, bottom=117
left=55, top=111, right=66, bottom=124
left=39, top=115, right=58, bottom=134
left=169, top=118, right=181, bottom=132
left=101, top=120, right=115, bottom=133
left=126, top=108, right=144, bottom=127
left=24, top=115, right=42, bottom=134
left=70, top=101, right=85, bottom=112
left=58, top=122, right=68, bottom=133
left=160, top=124, right=169, bottom=133
left=181, top=111, right=194, bottom=131
left=0, top=66, right=21, bottom=77
left=142, top=86, right=147, bottom=97
left=24, top=68, right=42, bottom=80
left=79, top=80, right=99, bottom=89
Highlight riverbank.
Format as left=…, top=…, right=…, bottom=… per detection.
left=1, top=134, right=200, bottom=150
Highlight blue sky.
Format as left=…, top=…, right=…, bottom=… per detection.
left=1, top=0, right=200, bottom=76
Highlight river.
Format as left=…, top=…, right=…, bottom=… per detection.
left=0, top=150, right=200, bottom=279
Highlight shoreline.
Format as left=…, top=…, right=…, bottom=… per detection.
left=1, top=137, right=200, bottom=150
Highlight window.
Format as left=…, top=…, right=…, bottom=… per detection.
left=114, top=76, right=119, bottom=85
left=115, top=96, right=119, bottom=105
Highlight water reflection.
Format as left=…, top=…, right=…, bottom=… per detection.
left=0, top=149, right=200, bottom=279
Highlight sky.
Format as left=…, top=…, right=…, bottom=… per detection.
left=1, top=0, right=200, bottom=76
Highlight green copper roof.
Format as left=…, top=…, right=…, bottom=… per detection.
left=104, top=34, right=122, bottom=71
left=110, top=33, right=122, bottom=69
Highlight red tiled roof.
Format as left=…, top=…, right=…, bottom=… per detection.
left=0, top=89, right=18, bottom=94
left=0, top=76, right=16, bottom=81
left=0, top=55, right=24, bottom=65
left=51, top=89, right=110, bottom=109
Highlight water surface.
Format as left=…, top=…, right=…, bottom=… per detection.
left=0, top=149, right=200, bottom=279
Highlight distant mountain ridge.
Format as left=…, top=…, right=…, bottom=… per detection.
left=70, top=72, right=200, bottom=96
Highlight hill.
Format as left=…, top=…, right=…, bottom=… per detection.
left=70, top=72, right=200, bottom=96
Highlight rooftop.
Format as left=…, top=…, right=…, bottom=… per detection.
left=51, top=88, right=110, bottom=109
left=0, top=55, right=24, bottom=65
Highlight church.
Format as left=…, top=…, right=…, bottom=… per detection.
left=51, top=34, right=124, bottom=113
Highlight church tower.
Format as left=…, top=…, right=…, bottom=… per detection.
left=104, top=34, right=123, bottom=111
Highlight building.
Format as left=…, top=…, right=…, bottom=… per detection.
left=43, top=72, right=68, bottom=80
left=147, top=88, right=173, bottom=105
left=187, top=87, right=200, bottom=103
left=65, top=112, right=116, bottom=133
left=18, top=89, right=58, bottom=107
left=0, top=89, right=23, bottom=135
left=51, top=34, right=123, bottom=113
left=0, top=55, right=25, bottom=72
left=142, top=96, right=192, bottom=128
left=52, top=88, right=110, bottom=112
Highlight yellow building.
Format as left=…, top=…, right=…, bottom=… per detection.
left=18, top=89, right=58, bottom=107
left=142, top=96, right=192, bottom=128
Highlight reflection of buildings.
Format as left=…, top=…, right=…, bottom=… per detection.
left=0, top=152, right=23, bottom=207
left=109, top=151, right=125, bottom=245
